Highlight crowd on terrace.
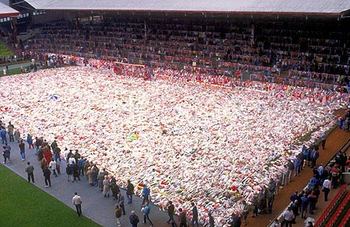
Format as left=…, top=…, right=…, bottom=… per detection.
left=18, top=16, right=350, bottom=88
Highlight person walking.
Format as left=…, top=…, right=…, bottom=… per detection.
left=142, top=202, right=153, bottom=226
left=19, top=139, right=26, bottom=161
left=126, top=179, right=135, bottom=204
left=25, top=162, right=35, bottom=183
left=129, top=210, right=140, bottom=227
left=43, top=167, right=52, bottom=187
left=191, top=202, right=199, bottom=227
left=115, top=204, right=122, bottom=226
left=117, top=192, right=126, bottom=215
left=322, top=178, right=331, bottom=201
left=167, top=201, right=176, bottom=224
left=49, top=159, right=58, bottom=177
left=72, top=192, right=83, bottom=217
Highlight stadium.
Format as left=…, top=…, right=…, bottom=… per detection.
left=0, top=0, right=350, bottom=227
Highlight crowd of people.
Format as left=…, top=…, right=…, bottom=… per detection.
left=19, top=16, right=349, bottom=88
left=268, top=131, right=350, bottom=227
left=1, top=119, right=217, bottom=227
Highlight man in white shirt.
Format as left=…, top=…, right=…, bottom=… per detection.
left=322, top=178, right=331, bottom=201
left=49, top=159, right=57, bottom=177
left=68, top=156, right=76, bottom=165
left=282, top=207, right=294, bottom=227
left=72, top=192, right=82, bottom=217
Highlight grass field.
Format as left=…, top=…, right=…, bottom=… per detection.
left=0, top=165, right=100, bottom=227
left=0, top=42, right=13, bottom=57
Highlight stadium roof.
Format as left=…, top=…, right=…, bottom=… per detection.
left=0, top=2, right=19, bottom=17
left=25, top=0, right=350, bottom=15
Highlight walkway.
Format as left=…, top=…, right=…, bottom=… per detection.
left=247, top=121, right=350, bottom=226
left=1, top=141, right=169, bottom=227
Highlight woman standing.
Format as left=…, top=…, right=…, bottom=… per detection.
left=103, top=176, right=110, bottom=197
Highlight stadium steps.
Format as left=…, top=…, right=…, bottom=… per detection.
left=337, top=207, right=350, bottom=227
left=314, top=185, right=348, bottom=227
left=325, top=190, right=350, bottom=227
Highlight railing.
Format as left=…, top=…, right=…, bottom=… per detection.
left=324, top=191, right=350, bottom=227
left=338, top=207, right=350, bottom=227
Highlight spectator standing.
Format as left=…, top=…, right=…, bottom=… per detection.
left=179, top=208, right=188, bottom=227
left=103, top=175, right=110, bottom=197
left=73, top=164, right=81, bottom=182
left=115, top=205, right=122, bottom=226
left=167, top=201, right=176, bottom=224
left=191, top=202, right=199, bottom=227
left=208, top=212, right=215, bottom=227
left=300, top=193, right=309, bottom=219
left=282, top=207, right=295, bottom=227
left=129, top=210, right=140, bottom=227
left=142, top=202, right=153, bottom=226
left=228, top=212, right=241, bottom=227
left=72, top=192, right=83, bottom=217
left=19, top=140, right=26, bottom=160
left=322, top=178, right=331, bottom=201
left=110, top=177, right=120, bottom=200
left=0, top=127, right=7, bottom=145
left=66, top=164, right=73, bottom=182
left=43, top=167, right=51, bottom=187
left=330, top=164, right=341, bottom=189
left=14, top=129, right=20, bottom=143
left=2, top=145, right=10, bottom=164
left=141, top=184, right=150, bottom=205
left=126, top=179, right=135, bottom=204
left=25, top=162, right=35, bottom=183
left=97, top=168, right=107, bottom=191
left=27, top=133, right=34, bottom=149
left=310, top=148, right=319, bottom=168
left=117, top=193, right=126, bottom=215
left=49, top=159, right=57, bottom=177
left=7, top=122, right=14, bottom=142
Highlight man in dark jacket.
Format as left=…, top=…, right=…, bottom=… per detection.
left=129, top=210, right=139, bottom=227
left=43, top=167, right=51, bottom=187
left=126, top=179, right=135, bottom=204
left=167, top=201, right=176, bottom=224
left=179, top=208, right=187, bottom=227
left=228, top=213, right=241, bottom=227
left=191, top=202, right=199, bottom=227
left=19, top=139, right=26, bottom=160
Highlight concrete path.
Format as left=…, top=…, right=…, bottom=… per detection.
left=1, top=140, right=170, bottom=227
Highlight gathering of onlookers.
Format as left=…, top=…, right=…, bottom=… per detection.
left=1, top=119, right=221, bottom=226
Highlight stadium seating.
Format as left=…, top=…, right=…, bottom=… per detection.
left=22, top=17, right=349, bottom=87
